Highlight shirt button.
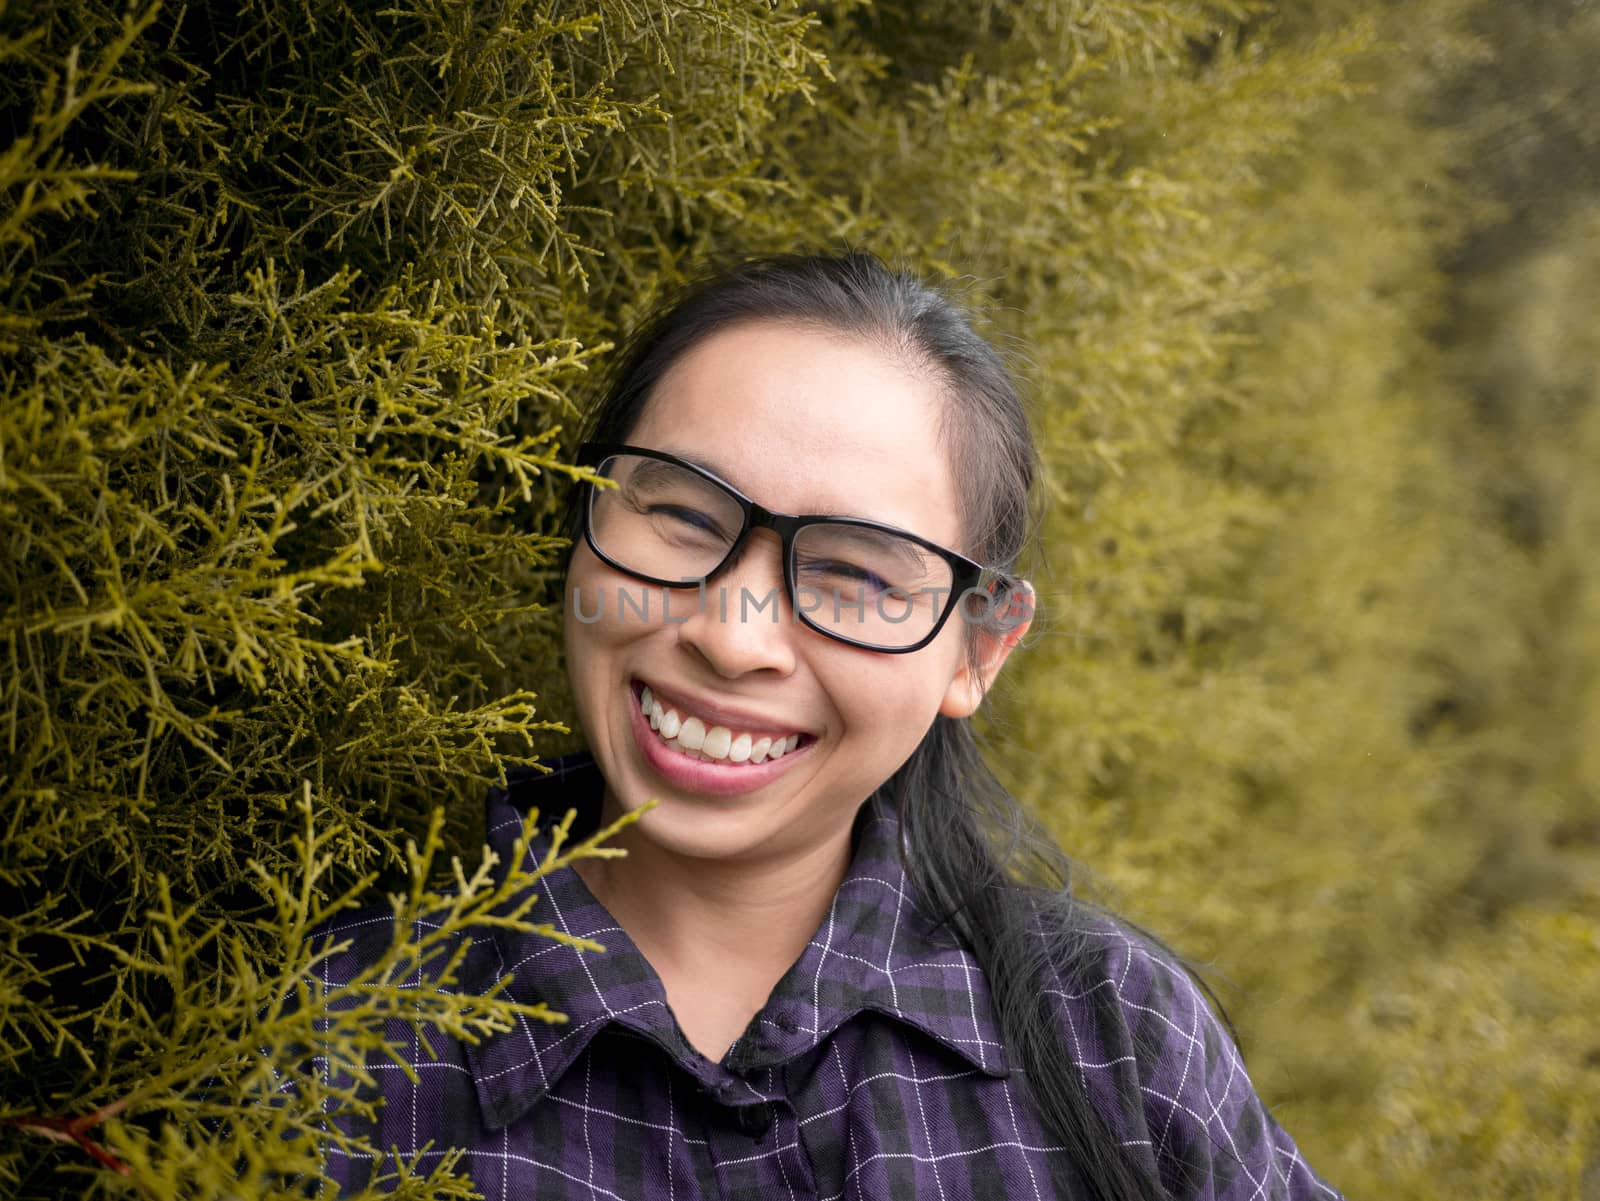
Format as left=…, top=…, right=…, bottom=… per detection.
left=734, top=1103, right=773, bottom=1138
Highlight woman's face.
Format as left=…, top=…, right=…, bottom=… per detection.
left=564, top=320, right=1008, bottom=868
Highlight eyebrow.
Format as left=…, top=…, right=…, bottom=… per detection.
left=660, top=447, right=727, bottom=479
left=625, top=457, right=709, bottom=491
left=801, top=522, right=932, bottom=571
left=651, top=446, right=854, bottom=518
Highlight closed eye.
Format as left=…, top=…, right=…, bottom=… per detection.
left=647, top=503, right=732, bottom=540
left=797, top=555, right=895, bottom=594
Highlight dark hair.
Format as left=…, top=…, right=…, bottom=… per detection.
left=564, top=251, right=1165, bottom=1200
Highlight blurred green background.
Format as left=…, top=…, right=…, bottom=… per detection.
left=2, top=0, right=1596, bottom=1197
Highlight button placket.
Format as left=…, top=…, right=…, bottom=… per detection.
left=734, top=1102, right=774, bottom=1139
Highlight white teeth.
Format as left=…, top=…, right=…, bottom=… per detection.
left=677, top=715, right=706, bottom=751
left=701, top=725, right=732, bottom=759
left=634, top=685, right=802, bottom=765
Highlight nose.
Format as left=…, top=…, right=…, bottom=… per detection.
left=672, top=529, right=797, bottom=679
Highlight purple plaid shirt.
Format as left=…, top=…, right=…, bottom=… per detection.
left=314, top=754, right=1341, bottom=1199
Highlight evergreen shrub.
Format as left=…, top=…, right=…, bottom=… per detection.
left=2, top=1, right=1594, bottom=1197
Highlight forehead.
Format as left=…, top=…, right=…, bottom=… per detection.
left=626, top=321, right=963, bottom=546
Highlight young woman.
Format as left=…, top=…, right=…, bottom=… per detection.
left=317, top=252, right=1342, bottom=1200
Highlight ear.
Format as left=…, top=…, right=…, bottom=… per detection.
left=938, top=580, right=1035, bottom=719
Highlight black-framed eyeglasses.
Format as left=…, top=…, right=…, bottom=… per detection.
left=575, top=442, right=989, bottom=653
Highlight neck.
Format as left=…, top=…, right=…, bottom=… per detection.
left=576, top=816, right=853, bottom=971
left=572, top=805, right=856, bottom=1059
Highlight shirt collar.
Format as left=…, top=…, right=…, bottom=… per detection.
left=462, top=753, right=1009, bottom=1132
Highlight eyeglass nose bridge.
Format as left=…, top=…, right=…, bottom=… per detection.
left=701, top=500, right=810, bottom=606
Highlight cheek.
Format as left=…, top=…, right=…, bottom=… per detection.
left=564, top=547, right=640, bottom=644
left=562, top=552, right=631, bottom=698
left=562, top=565, right=601, bottom=669
left=828, top=652, right=961, bottom=751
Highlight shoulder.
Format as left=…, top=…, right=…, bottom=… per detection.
left=303, top=756, right=599, bottom=991
left=306, top=902, right=404, bottom=991
left=305, top=895, right=488, bottom=1015
left=1044, top=909, right=1344, bottom=1201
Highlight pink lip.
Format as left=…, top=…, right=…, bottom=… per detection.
left=628, top=683, right=810, bottom=798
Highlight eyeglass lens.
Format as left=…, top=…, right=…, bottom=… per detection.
left=587, top=453, right=956, bottom=649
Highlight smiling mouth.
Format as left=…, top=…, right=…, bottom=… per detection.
left=631, top=680, right=810, bottom=765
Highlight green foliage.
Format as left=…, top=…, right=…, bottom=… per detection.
left=1, top=1, right=824, bottom=1194
left=3, top=0, right=1595, bottom=1196
left=21, top=785, right=629, bottom=1199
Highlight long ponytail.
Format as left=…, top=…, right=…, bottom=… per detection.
left=889, top=715, right=1165, bottom=1199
